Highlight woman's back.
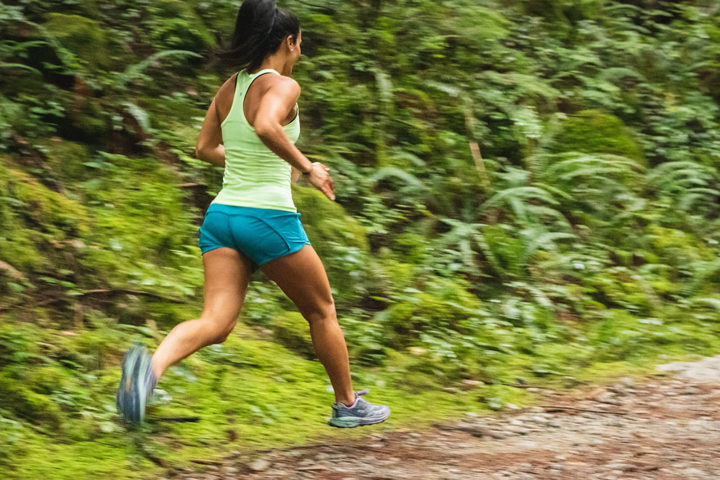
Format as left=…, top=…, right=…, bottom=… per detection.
left=212, top=68, right=301, bottom=212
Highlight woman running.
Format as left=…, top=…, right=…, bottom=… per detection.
left=115, top=0, right=390, bottom=429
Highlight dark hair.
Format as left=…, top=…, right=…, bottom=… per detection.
left=214, top=0, right=300, bottom=73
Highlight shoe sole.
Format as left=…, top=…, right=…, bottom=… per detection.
left=116, top=346, right=147, bottom=424
left=116, top=350, right=133, bottom=422
left=328, top=410, right=391, bottom=428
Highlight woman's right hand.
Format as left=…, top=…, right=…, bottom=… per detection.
left=307, top=162, right=335, bottom=201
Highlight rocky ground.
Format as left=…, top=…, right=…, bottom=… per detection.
left=170, top=357, right=720, bottom=480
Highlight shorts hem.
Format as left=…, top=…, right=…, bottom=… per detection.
left=200, top=245, right=261, bottom=273
left=200, top=245, right=224, bottom=255
left=256, top=241, right=311, bottom=269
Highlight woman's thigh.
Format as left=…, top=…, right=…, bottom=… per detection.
left=201, top=246, right=253, bottom=327
left=260, top=244, right=335, bottom=322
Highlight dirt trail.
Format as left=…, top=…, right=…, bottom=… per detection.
left=172, top=357, right=720, bottom=480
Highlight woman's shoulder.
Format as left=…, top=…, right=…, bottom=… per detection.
left=280, top=76, right=301, bottom=95
left=218, top=69, right=300, bottom=102
left=262, top=73, right=301, bottom=101
left=267, top=71, right=300, bottom=91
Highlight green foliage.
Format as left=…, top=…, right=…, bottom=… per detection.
left=374, top=276, right=485, bottom=349
left=522, top=0, right=605, bottom=24
left=546, top=109, right=646, bottom=164
left=41, top=13, right=112, bottom=70
left=271, top=311, right=314, bottom=358
left=587, top=309, right=720, bottom=361
left=143, top=0, right=216, bottom=52
left=37, top=138, right=92, bottom=182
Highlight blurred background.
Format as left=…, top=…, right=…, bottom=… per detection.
left=1, top=0, right=719, bottom=478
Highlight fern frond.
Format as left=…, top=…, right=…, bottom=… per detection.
left=113, top=50, right=203, bottom=90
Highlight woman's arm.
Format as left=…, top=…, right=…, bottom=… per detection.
left=194, top=96, right=226, bottom=167
left=254, top=79, right=334, bottom=199
left=253, top=78, right=313, bottom=174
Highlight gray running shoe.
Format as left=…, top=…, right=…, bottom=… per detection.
left=116, top=344, right=157, bottom=424
left=328, top=388, right=390, bottom=428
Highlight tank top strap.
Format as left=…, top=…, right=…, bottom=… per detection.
left=223, top=68, right=281, bottom=128
left=236, top=68, right=279, bottom=103
left=251, top=68, right=280, bottom=76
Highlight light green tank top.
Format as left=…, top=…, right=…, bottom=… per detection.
left=211, top=68, right=300, bottom=212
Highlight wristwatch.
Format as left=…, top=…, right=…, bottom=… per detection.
left=302, top=164, right=313, bottom=175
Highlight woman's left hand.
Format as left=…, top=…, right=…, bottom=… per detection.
left=307, top=162, right=335, bottom=201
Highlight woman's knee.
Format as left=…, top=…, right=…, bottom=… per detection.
left=303, top=301, right=337, bottom=325
left=201, top=316, right=236, bottom=344
left=213, top=327, right=235, bottom=344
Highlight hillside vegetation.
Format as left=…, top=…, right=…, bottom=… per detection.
left=1, top=0, right=719, bottom=478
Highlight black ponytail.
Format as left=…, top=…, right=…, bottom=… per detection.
left=213, top=0, right=300, bottom=73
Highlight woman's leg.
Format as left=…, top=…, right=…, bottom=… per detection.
left=260, top=244, right=355, bottom=406
left=151, top=246, right=253, bottom=379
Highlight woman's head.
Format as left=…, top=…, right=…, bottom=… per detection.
left=216, top=0, right=301, bottom=73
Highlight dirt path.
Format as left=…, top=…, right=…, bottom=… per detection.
left=172, top=357, right=720, bottom=480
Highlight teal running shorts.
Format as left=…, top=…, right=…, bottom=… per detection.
left=198, top=203, right=311, bottom=273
